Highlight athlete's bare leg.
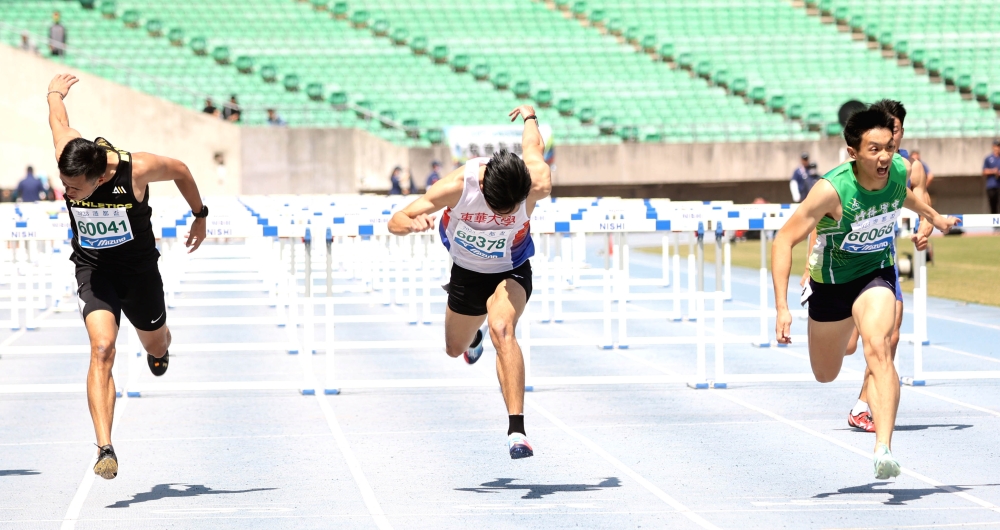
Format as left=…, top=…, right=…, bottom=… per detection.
left=486, top=279, right=527, bottom=415
left=806, top=317, right=857, bottom=383
left=136, top=325, right=171, bottom=359
left=84, top=310, right=119, bottom=447
left=444, top=310, right=487, bottom=358
left=857, top=300, right=902, bottom=403
left=853, top=288, right=900, bottom=449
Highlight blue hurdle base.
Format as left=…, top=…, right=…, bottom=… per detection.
left=752, top=340, right=771, bottom=348
left=525, top=386, right=534, bottom=392
left=687, top=382, right=710, bottom=389
left=324, top=388, right=340, bottom=395
left=300, top=389, right=315, bottom=396
left=901, top=377, right=926, bottom=386
left=712, top=382, right=728, bottom=389
left=617, top=344, right=629, bottom=350
left=115, top=391, right=122, bottom=398
left=126, top=391, right=141, bottom=398
left=288, top=350, right=298, bottom=355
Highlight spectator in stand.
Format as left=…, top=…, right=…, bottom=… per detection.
left=202, top=98, right=220, bottom=118
left=266, top=108, right=287, bottom=126
left=15, top=166, right=45, bottom=203
left=222, top=94, right=241, bottom=122
left=425, top=160, right=442, bottom=190
left=909, top=149, right=933, bottom=189
left=790, top=152, right=818, bottom=203
left=0, top=189, right=13, bottom=203
left=48, top=11, right=66, bottom=56
left=389, top=166, right=404, bottom=195
left=20, top=32, right=38, bottom=54
left=985, top=139, right=1000, bottom=215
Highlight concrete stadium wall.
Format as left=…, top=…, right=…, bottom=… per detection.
left=552, top=136, right=997, bottom=212
left=240, top=127, right=450, bottom=194
left=0, top=45, right=240, bottom=197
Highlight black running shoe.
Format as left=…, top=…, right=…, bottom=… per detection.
left=464, top=328, right=486, bottom=365
left=93, top=445, right=118, bottom=480
left=148, top=350, right=168, bottom=376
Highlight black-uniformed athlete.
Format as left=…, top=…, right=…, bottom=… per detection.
left=47, top=74, right=208, bottom=480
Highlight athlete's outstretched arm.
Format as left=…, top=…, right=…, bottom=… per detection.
left=388, top=169, right=463, bottom=236
left=132, top=154, right=207, bottom=252
left=509, top=105, right=552, bottom=203
left=906, top=161, right=934, bottom=250
left=903, top=188, right=959, bottom=234
left=772, top=180, right=841, bottom=344
left=47, top=74, right=82, bottom=158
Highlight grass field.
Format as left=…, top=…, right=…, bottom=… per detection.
left=638, top=233, right=1000, bottom=307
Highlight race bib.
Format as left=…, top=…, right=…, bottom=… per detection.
left=840, top=211, right=897, bottom=253
left=454, top=221, right=512, bottom=259
left=71, top=207, right=133, bottom=249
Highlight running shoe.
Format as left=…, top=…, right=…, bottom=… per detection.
left=463, top=329, right=485, bottom=365
left=848, top=410, right=876, bottom=433
left=93, top=444, right=118, bottom=480
left=147, top=350, right=168, bottom=376
left=873, top=443, right=901, bottom=480
left=508, top=432, right=534, bottom=460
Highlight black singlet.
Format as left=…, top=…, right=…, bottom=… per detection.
left=66, top=138, right=159, bottom=271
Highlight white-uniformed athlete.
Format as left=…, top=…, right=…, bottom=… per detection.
left=388, top=105, right=551, bottom=459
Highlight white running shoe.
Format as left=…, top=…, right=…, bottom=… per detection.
left=507, top=432, right=534, bottom=459
left=873, top=443, right=901, bottom=479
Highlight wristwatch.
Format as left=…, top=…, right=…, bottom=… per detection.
left=193, top=205, right=209, bottom=218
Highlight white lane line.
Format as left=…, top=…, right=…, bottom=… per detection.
left=313, top=394, right=392, bottom=530
left=930, top=344, right=1000, bottom=365
left=906, top=310, right=1000, bottom=332
left=60, top=393, right=131, bottom=530
left=713, top=391, right=1000, bottom=516
left=825, top=520, right=1000, bottom=530
left=905, top=387, right=1000, bottom=417
left=526, top=396, right=721, bottom=530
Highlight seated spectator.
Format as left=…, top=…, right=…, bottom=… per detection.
left=0, top=189, right=13, bottom=203
left=790, top=152, right=816, bottom=203
left=266, top=108, right=287, bottom=126
left=48, top=11, right=66, bottom=56
left=20, top=32, right=38, bottom=54
left=15, top=166, right=45, bottom=203
left=425, top=160, right=442, bottom=190
left=203, top=98, right=220, bottom=117
left=222, top=94, right=241, bottom=122
left=389, top=166, right=403, bottom=195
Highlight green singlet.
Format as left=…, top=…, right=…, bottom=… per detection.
left=808, top=156, right=908, bottom=284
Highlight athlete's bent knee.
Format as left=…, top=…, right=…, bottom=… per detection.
left=813, top=369, right=839, bottom=384
left=90, top=340, right=116, bottom=365
left=444, top=340, right=466, bottom=358
left=488, top=319, right=514, bottom=344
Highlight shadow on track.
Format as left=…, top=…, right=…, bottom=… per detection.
left=0, top=469, right=40, bottom=476
left=893, top=424, right=973, bottom=431
left=814, top=482, right=1000, bottom=505
left=456, top=477, right=621, bottom=500
left=107, top=483, right=277, bottom=508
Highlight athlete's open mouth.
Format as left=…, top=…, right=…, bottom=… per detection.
left=876, top=166, right=888, bottom=177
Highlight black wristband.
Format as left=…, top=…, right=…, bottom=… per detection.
left=193, top=205, right=209, bottom=218
left=524, top=115, right=537, bottom=123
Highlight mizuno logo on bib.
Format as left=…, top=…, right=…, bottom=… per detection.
left=840, top=211, right=898, bottom=254
left=454, top=221, right=512, bottom=259
left=72, top=207, right=134, bottom=249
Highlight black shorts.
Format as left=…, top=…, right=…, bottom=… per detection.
left=76, top=265, right=167, bottom=332
left=806, top=266, right=897, bottom=322
left=446, top=260, right=533, bottom=316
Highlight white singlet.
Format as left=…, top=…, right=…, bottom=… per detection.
left=439, top=157, right=534, bottom=274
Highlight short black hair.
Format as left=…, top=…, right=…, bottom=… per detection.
left=58, top=138, right=107, bottom=181
left=870, top=99, right=906, bottom=126
left=844, top=108, right=896, bottom=151
left=482, top=149, right=532, bottom=214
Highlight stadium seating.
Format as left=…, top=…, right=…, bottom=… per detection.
left=559, top=0, right=998, bottom=139
left=1, top=0, right=997, bottom=145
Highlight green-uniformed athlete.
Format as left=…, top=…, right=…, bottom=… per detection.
left=772, top=107, right=958, bottom=479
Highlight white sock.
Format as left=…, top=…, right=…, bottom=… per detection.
left=851, top=400, right=870, bottom=416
